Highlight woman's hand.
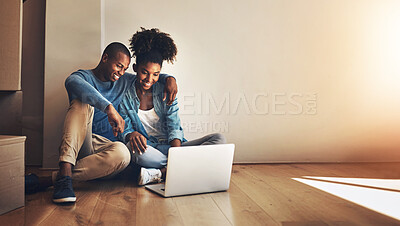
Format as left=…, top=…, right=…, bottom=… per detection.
left=170, top=139, right=181, bottom=147
left=163, top=77, right=177, bottom=105
left=127, top=132, right=147, bottom=154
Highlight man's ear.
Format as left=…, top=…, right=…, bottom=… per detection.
left=133, top=63, right=137, bottom=72
left=101, top=53, right=109, bottom=63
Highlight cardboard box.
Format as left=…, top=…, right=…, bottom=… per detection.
left=0, top=135, right=26, bottom=215
left=0, top=0, right=22, bottom=91
left=0, top=91, right=23, bottom=136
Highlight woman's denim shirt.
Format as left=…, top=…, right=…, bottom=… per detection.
left=118, top=79, right=185, bottom=146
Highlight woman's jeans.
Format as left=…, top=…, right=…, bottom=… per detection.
left=126, top=133, right=227, bottom=169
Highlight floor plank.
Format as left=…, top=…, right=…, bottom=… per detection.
left=0, top=207, right=25, bottom=226
left=24, top=188, right=58, bottom=226
left=88, top=179, right=137, bottom=225
left=231, top=165, right=320, bottom=223
left=135, top=187, right=183, bottom=226
left=1, top=163, right=400, bottom=226
left=172, top=194, right=231, bottom=226
left=210, top=182, right=279, bottom=225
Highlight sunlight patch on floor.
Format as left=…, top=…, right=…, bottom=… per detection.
left=293, top=177, right=400, bottom=221
left=302, top=177, right=400, bottom=191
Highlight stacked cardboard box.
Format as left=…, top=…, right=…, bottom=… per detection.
left=0, top=0, right=22, bottom=91
left=0, top=135, right=26, bottom=215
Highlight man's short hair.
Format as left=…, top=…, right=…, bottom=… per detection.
left=103, top=42, right=131, bottom=59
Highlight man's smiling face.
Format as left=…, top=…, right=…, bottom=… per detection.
left=102, top=51, right=130, bottom=82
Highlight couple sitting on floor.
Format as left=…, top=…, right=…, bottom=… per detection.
left=26, top=28, right=226, bottom=203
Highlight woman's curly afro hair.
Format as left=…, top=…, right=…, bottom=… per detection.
left=129, top=27, right=177, bottom=66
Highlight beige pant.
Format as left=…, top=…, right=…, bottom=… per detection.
left=58, top=99, right=131, bottom=181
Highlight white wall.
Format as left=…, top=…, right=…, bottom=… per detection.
left=43, top=0, right=101, bottom=168
left=104, top=0, right=400, bottom=162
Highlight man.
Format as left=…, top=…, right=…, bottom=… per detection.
left=26, top=42, right=178, bottom=203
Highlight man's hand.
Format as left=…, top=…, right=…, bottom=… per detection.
left=105, top=104, right=125, bottom=137
left=163, top=77, right=178, bottom=105
left=127, top=131, right=147, bottom=154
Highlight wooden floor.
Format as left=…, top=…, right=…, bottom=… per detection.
left=1, top=163, right=400, bottom=226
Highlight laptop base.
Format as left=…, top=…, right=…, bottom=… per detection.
left=145, top=183, right=166, bottom=197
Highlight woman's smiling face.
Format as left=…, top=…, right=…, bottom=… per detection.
left=134, top=62, right=161, bottom=91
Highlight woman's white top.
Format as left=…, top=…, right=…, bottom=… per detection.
left=137, top=108, right=166, bottom=139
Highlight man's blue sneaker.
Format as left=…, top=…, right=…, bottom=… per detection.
left=52, top=176, right=76, bottom=203
left=25, top=173, right=40, bottom=194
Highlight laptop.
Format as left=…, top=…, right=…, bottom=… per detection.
left=145, top=143, right=235, bottom=197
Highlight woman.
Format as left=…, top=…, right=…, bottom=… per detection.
left=119, top=28, right=226, bottom=185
